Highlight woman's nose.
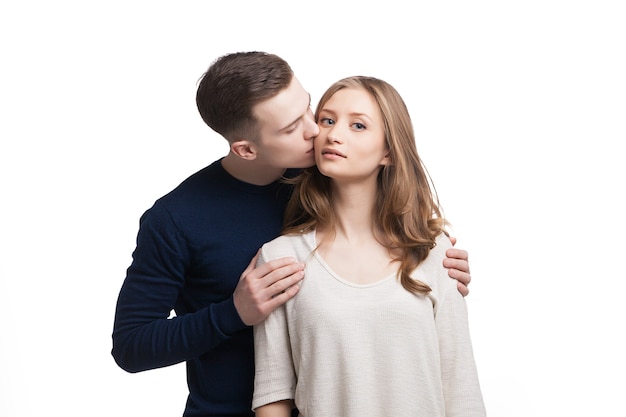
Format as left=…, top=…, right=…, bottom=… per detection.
left=327, top=126, right=342, bottom=143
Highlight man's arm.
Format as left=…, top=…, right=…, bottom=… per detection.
left=111, top=205, right=238, bottom=372
left=112, top=205, right=305, bottom=373
left=444, top=236, right=472, bottom=296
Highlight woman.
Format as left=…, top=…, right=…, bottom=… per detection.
left=252, top=76, right=486, bottom=417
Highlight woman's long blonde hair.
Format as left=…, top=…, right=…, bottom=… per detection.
left=283, top=76, right=449, bottom=295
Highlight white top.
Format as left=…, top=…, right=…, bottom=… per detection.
left=253, top=232, right=486, bottom=417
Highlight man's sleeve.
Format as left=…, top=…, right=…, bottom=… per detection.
left=111, top=203, right=246, bottom=372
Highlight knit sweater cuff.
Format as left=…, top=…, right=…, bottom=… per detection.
left=210, top=296, right=249, bottom=336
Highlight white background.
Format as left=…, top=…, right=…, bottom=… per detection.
left=1, top=1, right=625, bottom=416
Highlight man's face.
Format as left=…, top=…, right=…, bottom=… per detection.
left=252, top=77, right=319, bottom=169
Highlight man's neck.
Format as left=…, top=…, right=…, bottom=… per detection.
left=220, top=153, right=286, bottom=186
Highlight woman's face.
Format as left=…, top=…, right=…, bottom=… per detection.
left=314, top=87, right=389, bottom=183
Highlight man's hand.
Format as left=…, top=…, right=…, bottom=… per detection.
left=444, top=236, right=471, bottom=296
left=233, top=249, right=305, bottom=326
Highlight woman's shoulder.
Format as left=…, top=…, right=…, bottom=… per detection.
left=410, top=233, right=454, bottom=289
left=432, top=233, right=453, bottom=258
left=260, top=231, right=314, bottom=262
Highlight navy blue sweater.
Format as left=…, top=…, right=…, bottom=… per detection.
left=112, top=159, right=295, bottom=416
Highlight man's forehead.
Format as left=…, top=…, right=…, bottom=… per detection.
left=254, top=78, right=310, bottom=131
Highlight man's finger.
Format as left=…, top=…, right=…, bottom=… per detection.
left=457, top=281, right=469, bottom=297
left=243, top=256, right=299, bottom=281
left=266, top=269, right=304, bottom=297
left=267, top=283, right=301, bottom=307
left=259, top=261, right=304, bottom=286
left=445, top=247, right=468, bottom=262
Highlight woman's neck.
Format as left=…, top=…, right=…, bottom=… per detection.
left=316, top=179, right=399, bottom=285
left=323, top=180, right=379, bottom=242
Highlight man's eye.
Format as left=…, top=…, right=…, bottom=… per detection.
left=285, top=121, right=300, bottom=133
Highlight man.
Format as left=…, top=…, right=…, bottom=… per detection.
left=112, top=51, right=472, bottom=416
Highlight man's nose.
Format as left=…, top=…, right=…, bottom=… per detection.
left=304, top=110, right=319, bottom=139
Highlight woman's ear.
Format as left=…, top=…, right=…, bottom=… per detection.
left=230, top=140, right=258, bottom=160
left=380, top=149, right=391, bottom=166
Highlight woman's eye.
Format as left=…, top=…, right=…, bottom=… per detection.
left=319, top=117, right=334, bottom=126
left=352, top=122, right=366, bottom=130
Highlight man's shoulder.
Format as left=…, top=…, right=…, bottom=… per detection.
left=156, top=159, right=224, bottom=201
left=171, top=159, right=225, bottom=191
left=136, top=160, right=223, bottom=221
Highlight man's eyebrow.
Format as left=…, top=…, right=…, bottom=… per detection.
left=279, top=93, right=312, bottom=132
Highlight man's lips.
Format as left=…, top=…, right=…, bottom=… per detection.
left=321, top=147, right=346, bottom=158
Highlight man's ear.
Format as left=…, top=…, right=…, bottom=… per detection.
left=230, top=140, right=258, bottom=160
